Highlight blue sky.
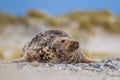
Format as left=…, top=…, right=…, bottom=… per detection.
left=0, top=0, right=120, bottom=15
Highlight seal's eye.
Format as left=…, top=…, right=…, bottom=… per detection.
left=61, top=40, right=65, bottom=43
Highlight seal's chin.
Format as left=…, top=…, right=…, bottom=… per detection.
left=75, top=44, right=79, bottom=50
left=70, top=45, right=79, bottom=52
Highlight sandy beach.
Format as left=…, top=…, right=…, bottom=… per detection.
left=0, top=58, right=120, bottom=80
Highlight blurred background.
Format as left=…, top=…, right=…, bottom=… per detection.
left=0, top=0, right=120, bottom=60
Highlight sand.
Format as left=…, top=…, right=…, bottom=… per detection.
left=0, top=58, right=120, bottom=80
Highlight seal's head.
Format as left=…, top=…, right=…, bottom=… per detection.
left=51, top=37, right=79, bottom=54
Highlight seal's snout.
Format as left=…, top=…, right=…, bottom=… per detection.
left=72, top=41, right=79, bottom=45
left=72, top=41, right=79, bottom=49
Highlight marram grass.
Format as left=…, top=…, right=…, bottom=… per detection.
left=0, top=9, right=120, bottom=34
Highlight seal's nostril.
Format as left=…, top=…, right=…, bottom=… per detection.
left=73, top=41, right=79, bottom=45
left=73, top=41, right=76, bottom=44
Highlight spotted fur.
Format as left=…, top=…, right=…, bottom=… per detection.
left=11, top=30, right=98, bottom=63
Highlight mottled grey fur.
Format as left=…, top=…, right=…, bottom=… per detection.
left=12, top=30, right=98, bottom=63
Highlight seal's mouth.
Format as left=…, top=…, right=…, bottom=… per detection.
left=66, top=41, right=79, bottom=52
left=71, top=41, right=79, bottom=50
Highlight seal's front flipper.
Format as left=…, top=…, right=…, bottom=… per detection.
left=82, top=54, right=100, bottom=63
left=77, top=51, right=100, bottom=63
